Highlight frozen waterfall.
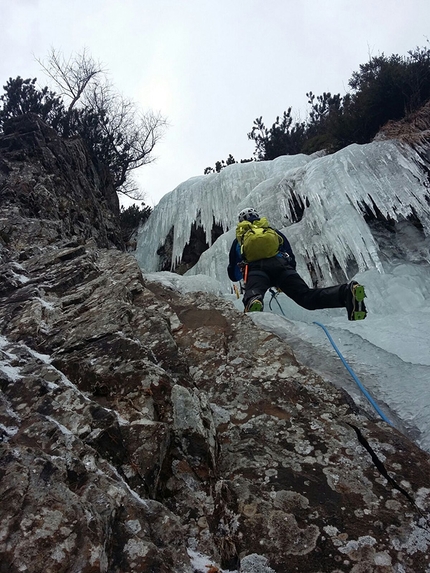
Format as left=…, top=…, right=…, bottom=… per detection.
left=135, top=138, right=430, bottom=452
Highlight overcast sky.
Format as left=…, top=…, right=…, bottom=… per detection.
left=2, top=0, right=430, bottom=207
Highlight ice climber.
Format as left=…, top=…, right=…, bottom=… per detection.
left=227, top=207, right=367, bottom=320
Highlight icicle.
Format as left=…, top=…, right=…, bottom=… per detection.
left=135, top=139, right=430, bottom=290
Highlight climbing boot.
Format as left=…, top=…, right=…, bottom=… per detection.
left=346, top=281, right=367, bottom=321
left=245, top=296, right=264, bottom=313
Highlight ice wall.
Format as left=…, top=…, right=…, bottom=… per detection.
left=135, top=140, right=430, bottom=288
left=135, top=154, right=313, bottom=272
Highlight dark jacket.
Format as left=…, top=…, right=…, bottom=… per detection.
left=227, top=228, right=296, bottom=282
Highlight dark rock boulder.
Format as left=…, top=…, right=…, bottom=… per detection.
left=0, top=113, right=122, bottom=254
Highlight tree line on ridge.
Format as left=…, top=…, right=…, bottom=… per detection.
left=205, top=44, right=430, bottom=172
left=1, top=45, right=429, bottom=232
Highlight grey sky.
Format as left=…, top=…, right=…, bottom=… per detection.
left=2, top=0, right=429, bottom=206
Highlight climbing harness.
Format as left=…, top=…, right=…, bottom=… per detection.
left=313, top=321, right=392, bottom=426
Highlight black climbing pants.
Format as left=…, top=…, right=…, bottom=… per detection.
left=243, top=256, right=347, bottom=310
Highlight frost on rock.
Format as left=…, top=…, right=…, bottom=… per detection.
left=240, top=553, right=276, bottom=573
left=144, top=271, right=224, bottom=296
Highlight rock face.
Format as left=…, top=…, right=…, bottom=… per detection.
left=0, top=113, right=122, bottom=253
left=1, top=116, right=430, bottom=573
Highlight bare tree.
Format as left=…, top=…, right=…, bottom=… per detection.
left=37, top=49, right=167, bottom=199
left=37, top=48, right=103, bottom=112
left=85, top=80, right=167, bottom=189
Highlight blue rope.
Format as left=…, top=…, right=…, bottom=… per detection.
left=313, top=321, right=392, bottom=426
left=269, top=289, right=286, bottom=316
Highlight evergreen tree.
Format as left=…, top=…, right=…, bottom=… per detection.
left=119, top=203, right=152, bottom=242
left=248, top=109, right=306, bottom=160
left=245, top=44, right=430, bottom=161
left=0, top=77, right=65, bottom=130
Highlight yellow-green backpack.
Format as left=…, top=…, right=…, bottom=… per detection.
left=236, top=217, right=283, bottom=262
